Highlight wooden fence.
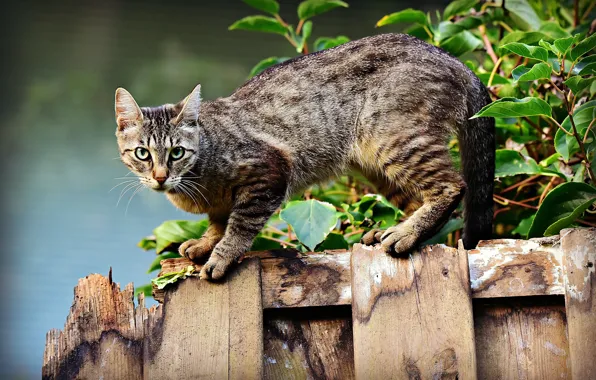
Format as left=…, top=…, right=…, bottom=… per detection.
left=43, top=227, right=596, bottom=379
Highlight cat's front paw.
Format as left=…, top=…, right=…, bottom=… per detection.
left=179, top=238, right=214, bottom=262
left=380, top=224, right=420, bottom=256
left=199, top=252, right=235, bottom=281
left=361, top=229, right=384, bottom=245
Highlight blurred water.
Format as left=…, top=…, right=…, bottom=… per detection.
left=1, top=0, right=444, bottom=376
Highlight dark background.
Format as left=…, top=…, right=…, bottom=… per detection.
left=1, top=0, right=446, bottom=376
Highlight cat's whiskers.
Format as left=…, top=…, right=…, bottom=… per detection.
left=117, top=182, right=141, bottom=207
left=109, top=179, right=138, bottom=193
left=125, top=184, right=145, bottom=216
left=177, top=181, right=201, bottom=210
left=181, top=179, right=210, bottom=206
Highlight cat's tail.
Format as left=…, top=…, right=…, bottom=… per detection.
left=459, top=76, right=495, bottom=249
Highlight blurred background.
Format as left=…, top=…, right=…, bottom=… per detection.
left=1, top=0, right=446, bottom=377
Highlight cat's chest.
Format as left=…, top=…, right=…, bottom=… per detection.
left=166, top=191, right=209, bottom=214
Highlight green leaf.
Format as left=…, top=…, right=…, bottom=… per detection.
left=511, top=62, right=552, bottom=83
left=539, top=39, right=556, bottom=53
left=313, top=35, right=350, bottom=51
left=376, top=9, right=429, bottom=28
left=280, top=200, right=339, bottom=251
left=578, top=62, right=596, bottom=76
left=443, top=0, right=478, bottom=20
left=539, top=22, right=572, bottom=39
left=501, top=42, right=549, bottom=62
left=495, top=149, right=541, bottom=177
left=555, top=100, right=596, bottom=161
left=297, top=0, right=348, bottom=20
left=147, top=252, right=181, bottom=273
left=528, top=183, right=596, bottom=237
left=505, top=0, right=542, bottom=31
left=573, top=55, right=596, bottom=75
left=296, top=21, right=313, bottom=52
left=512, top=214, right=535, bottom=237
left=316, top=232, right=349, bottom=250
left=564, top=76, right=594, bottom=95
left=499, top=31, right=551, bottom=48
left=422, top=218, right=464, bottom=245
left=371, top=203, right=398, bottom=228
left=570, top=33, right=596, bottom=62
left=153, top=219, right=209, bottom=254
left=138, top=236, right=157, bottom=251
left=439, top=30, right=483, bottom=56
left=435, top=21, right=464, bottom=42
left=553, top=35, right=577, bottom=55
left=251, top=236, right=283, bottom=250
left=248, top=56, right=290, bottom=78
left=242, top=0, right=280, bottom=15
left=229, top=15, right=288, bottom=35
left=539, top=153, right=561, bottom=167
left=151, top=265, right=195, bottom=290
left=477, top=73, right=511, bottom=86
left=471, top=97, right=552, bottom=119
left=134, top=284, right=153, bottom=298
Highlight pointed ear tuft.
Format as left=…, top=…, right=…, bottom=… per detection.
left=115, top=88, right=143, bottom=131
left=175, top=84, right=201, bottom=124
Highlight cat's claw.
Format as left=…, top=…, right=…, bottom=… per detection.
left=179, top=238, right=213, bottom=262
left=199, top=253, right=233, bottom=281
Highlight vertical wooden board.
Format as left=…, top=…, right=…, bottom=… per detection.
left=145, top=259, right=262, bottom=379
left=264, top=308, right=355, bottom=380
left=351, top=244, right=477, bottom=380
left=42, top=275, right=146, bottom=379
left=561, top=228, right=596, bottom=380
left=474, top=301, right=570, bottom=379
left=228, top=258, right=264, bottom=380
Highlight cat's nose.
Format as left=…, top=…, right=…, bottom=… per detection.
left=154, top=176, right=167, bottom=185
left=152, top=168, right=168, bottom=186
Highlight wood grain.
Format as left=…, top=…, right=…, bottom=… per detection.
left=561, top=228, right=596, bottom=379
left=42, top=272, right=156, bottom=379
left=474, top=300, right=570, bottom=379
left=155, top=237, right=565, bottom=308
left=261, top=251, right=351, bottom=308
left=264, top=308, right=354, bottom=380
left=351, top=243, right=477, bottom=380
left=469, top=238, right=564, bottom=298
left=145, top=258, right=263, bottom=379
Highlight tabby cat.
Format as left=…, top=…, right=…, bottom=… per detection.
left=114, top=33, right=495, bottom=281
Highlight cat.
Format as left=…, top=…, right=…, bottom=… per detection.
left=114, top=33, right=495, bottom=281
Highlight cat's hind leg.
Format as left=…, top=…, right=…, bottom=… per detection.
left=363, top=149, right=465, bottom=255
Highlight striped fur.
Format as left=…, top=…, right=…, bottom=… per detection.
left=115, top=33, right=495, bottom=280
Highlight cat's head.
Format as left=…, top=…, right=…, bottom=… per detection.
left=114, top=85, right=202, bottom=192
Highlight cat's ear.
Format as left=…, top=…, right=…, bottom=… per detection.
left=175, top=84, right=201, bottom=124
left=114, top=88, right=143, bottom=131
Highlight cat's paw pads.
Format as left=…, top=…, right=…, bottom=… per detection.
left=361, top=229, right=384, bottom=245
left=380, top=225, right=419, bottom=256
left=199, top=253, right=234, bottom=281
left=179, top=238, right=213, bottom=262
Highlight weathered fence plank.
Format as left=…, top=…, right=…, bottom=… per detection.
left=351, top=244, right=477, bottom=380
left=468, top=237, right=563, bottom=298
left=561, top=228, right=596, bottom=379
left=155, top=237, right=564, bottom=309
left=264, top=310, right=354, bottom=380
left=42, top=273, right=154, bottom=380
left=145, top=257, right=262, bottom=379
left=474, top=301, right=570, bottom=379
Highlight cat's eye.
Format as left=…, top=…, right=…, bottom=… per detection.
left=135, top=147, right=150, bottom=161
left=170, top=147, right=185, bottom=161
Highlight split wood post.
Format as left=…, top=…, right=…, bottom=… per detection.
left=351, top=243, right=477, bottom=380
left=145, top=257, right=263, bottom=379
left=561, top=228, right=596, bottom=379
